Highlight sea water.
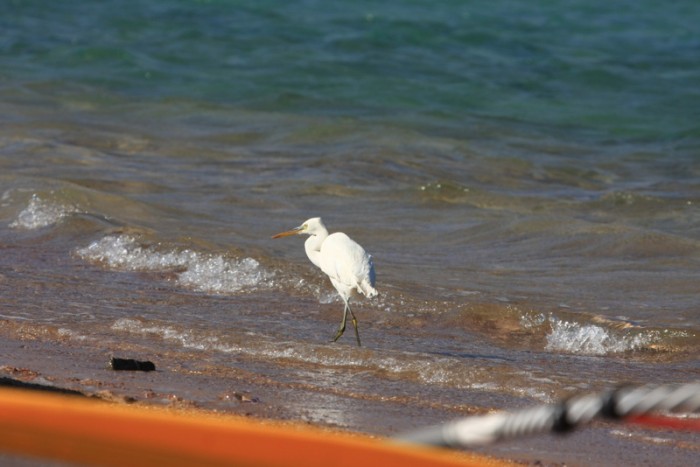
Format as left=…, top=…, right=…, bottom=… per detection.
left=1, top=1, right=698, bottom=464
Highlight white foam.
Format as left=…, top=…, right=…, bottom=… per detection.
left=76, top=235, right=273, bottom=294
left=178, top=255, right=269, bottom=294
left=57, top=328, right=89, bottom=341
left=10, top=194, right=79, bottom=229
left=545, top=317, right=656, bottom=355
left=318, top=291, right=339, bottom=304
left=76, top=235, right=191, bottom=270
left=1, top=189, right=12, bottom=206
left=520, top=312, right=547, bottom=329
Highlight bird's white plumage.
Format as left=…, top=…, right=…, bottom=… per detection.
left=272, top=217, right=377, bottom=346
left=319, top=232, right=377, bottom=299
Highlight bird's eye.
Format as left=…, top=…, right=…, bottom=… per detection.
left=303, top=224, right=308, bottom=229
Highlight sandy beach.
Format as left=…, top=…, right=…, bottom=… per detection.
left=2, top=330, right=698, bottom=467
left=0, top=336, right=514, bottom=467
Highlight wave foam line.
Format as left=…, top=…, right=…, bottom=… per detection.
left=110, top=318, right=549, bottom=400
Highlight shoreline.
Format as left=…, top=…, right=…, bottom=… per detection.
left=1, top=327, right=697, bottom=466
left=0, top=332, right=541, bottom=467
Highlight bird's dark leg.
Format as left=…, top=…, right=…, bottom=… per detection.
left=348, top=304, right=361, bottom=347
left=331, top=300, right=361, bottom=347
left=332, top=303, right=348, bottom=343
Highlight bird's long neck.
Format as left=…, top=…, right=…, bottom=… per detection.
left=304, top=228, right=328, bottom=269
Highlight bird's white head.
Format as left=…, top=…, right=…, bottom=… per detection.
left=272, top=217, right=326, bottom=239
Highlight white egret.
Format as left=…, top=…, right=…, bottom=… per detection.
left=272, top=217, right=377, bottom=346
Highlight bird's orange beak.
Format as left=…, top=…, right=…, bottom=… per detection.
left=271, top=227, right=302, bottom=239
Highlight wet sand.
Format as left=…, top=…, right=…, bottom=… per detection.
left=2, top=333, right=697, bottom=467
left=0, top=335, right=513, bottom=467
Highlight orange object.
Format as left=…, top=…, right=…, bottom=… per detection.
left=0, top=388, right=510, bottom=466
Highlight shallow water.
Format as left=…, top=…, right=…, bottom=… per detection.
left=1, top=1, right=699, bottom=464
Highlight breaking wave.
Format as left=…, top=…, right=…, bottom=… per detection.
left=76, top=234, right=273, bottom=294
left=545, top=317, right=658, bottom=355
left=10, top=194, right=80, bottom=230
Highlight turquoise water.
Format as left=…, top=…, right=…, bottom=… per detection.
left=1, top=2, right=699, bottom=464
left=4, top=0, right=700, bottom=140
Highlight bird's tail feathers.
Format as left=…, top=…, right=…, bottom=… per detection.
left=359, top=278, right=378, bottom=298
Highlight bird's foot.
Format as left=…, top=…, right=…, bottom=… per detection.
left=331, top=325, right=346, bottom=343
